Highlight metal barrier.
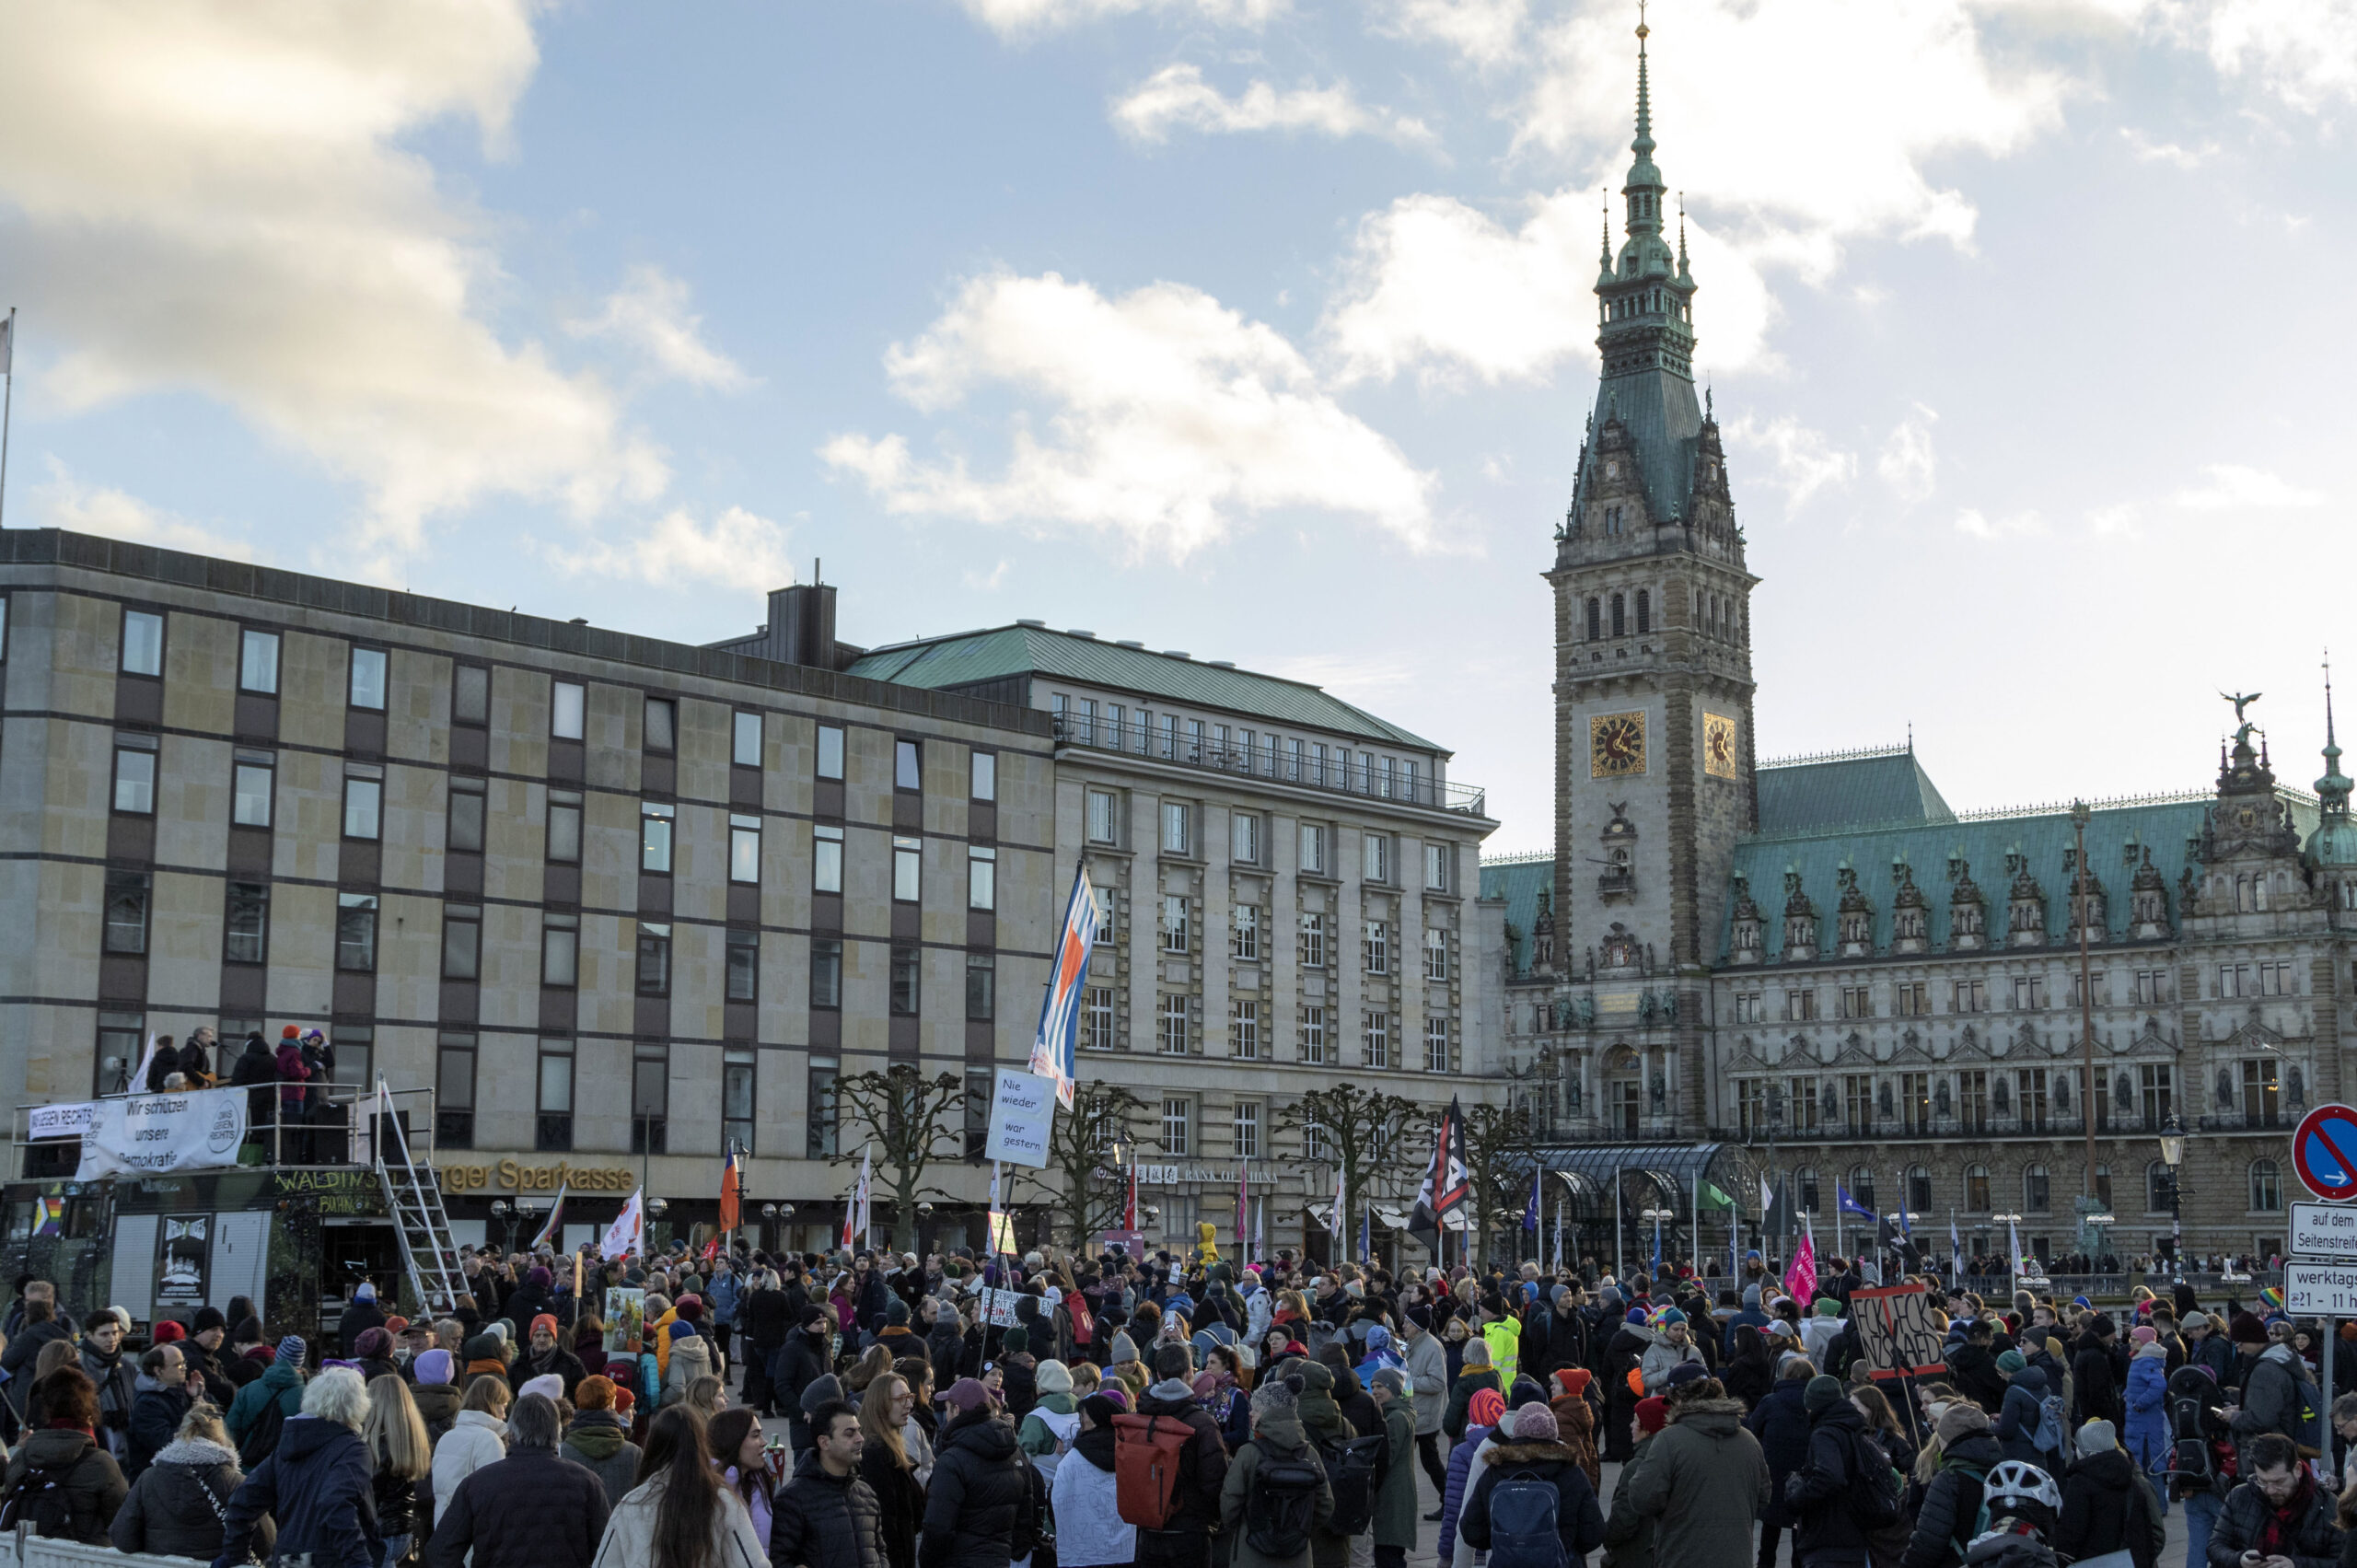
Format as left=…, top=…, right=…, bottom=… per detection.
left=0, top=1534, right=203, bottom=1568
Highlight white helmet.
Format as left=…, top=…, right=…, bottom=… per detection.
left=1981, top=1458, right=2061, bottom=1514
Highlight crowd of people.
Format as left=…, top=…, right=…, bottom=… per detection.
left=0, top=1240, right=2341, bottom=1568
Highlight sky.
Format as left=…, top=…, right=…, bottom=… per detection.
left=6, top=0, right=2357, bottom=854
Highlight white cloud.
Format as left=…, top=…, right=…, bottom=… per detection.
left=1876, top=404, right=1939, bottom=505
left=1723, top=415, right=1856, bottom=512
left=1954, top=506, right=2043, bottom=540
left=2173, top=463, right=2325, bottom=510
left=35, top=461, right=255, bottom=561
left=823, top=271, right=1434, bottom=559
left=956, top=0, right=1282, bottom=37
left=0, top=3, right=667, bottom=557
left=1376, top=0, right=1528, bottom=67
left=2119, top=127, right=2216, bottom=168
left=567, top=265, right=754, bottom=391
left=1110, top=64, right=1434, bottom=146
left=565, top=505, right=795, bottom=590
left=2088, top=503, right=2141, bottom=537
left=2195, top=1, right=2357, bottom=113
left=1320, top=188, right=1775, bottom=389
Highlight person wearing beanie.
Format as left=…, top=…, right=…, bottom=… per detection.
left=1621, top=1359, right=1765, bottom=1568
left=1018, top=1358, right=1080, bottom=1481
left=1901, top=1401, right=2004, bottom=1567
left=1995, top=1360, right=2057, bottom=1468
left=2122, top=1326, right=2172, bottom=1516
left=2230, top=1313, right=2320, bottom=1474
left=1748, top=1356, right=1815, bottom=1566
left=517, top=1372, right=564, bottom=1405
left=1458, top=1395, right=1604, bottom=1567
left=350, top=1327, right=397, bottom=1385
left=411, top=1349, right=461, bottom=1442
left=2070, top=1312, right=2125, bottom=1434
left=507, top=1311, right=586, bottom=1402
left=659, top=1306, right=718, bottom=1409
left=459, top=1332, right=507, bottom=1382
left=1598, top=1394, right=1668, bottom=1568
left=557, top=1374, right=642, bottom=1509
left=1788, top=1372, right=1878, bottom=1567
left=336, top=1279, right=388, bottom=1359
left=1543, top=1366, right=1602, bottom=1494
left=2052, top=1417, right=2156, bottom=1567
left=223, top=1333, right=307, bottom=1462
left=996, top=1324, right=1039, bottom=1422
left=778, top=1306, right=834, bottom=1453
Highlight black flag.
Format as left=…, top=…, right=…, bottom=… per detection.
left=1411, top=1097, right=1470, bottom=1232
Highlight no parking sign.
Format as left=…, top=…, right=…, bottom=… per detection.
left=2293, top=1104, right=2357, bottom=1202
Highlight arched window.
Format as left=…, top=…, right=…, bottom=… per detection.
left=1586, top=598, right=1602, bottom=641
left=2024, top=1163, right=2050, bottom=1213
left=2090, top=1162, right=2112, bottom=1211
left=1611, top=594, right=1626, bottom=638
left=1635, top=589, right=1651, bottom=633
left=1797, top=1167, right=1820, bottom=1214
left=1908, top=1166, right=1933, bottom=1214
left=1965, top=1164, right=1991, bottom=1212
left=1847, top=1167, right=1875, bottom=1214
left=2251, top=1159, right=2284, bottom=1212
left=2146, top=1160, right=2169, bottom=1213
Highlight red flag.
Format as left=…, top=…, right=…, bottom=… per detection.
left=700, top=1235, right=720, bottom=1262
left=1124, top=1159, right=1138, bottom=1231
left=1783, top=1223, right=1817, bottom=1310
left=719, top=1146, right=742, bottom=1232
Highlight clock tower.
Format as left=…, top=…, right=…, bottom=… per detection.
left=1545, top=16, right=1758, bottom=1121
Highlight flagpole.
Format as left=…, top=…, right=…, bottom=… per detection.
left=0, top=307, right=15, bottom=528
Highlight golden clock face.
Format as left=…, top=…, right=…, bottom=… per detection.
left=1590, top=712, right=1646, bottom=777
left=1703, top=713, right=1738, bottom=779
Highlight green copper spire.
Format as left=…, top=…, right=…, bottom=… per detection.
left=1634, top=6, right=1655, bottom=159
left=2308, top=656, right=2357, bottom=865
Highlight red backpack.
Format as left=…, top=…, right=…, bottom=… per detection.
left=1068, top=1293, right=1094, bottom=1346
left=1112, top=1412, right=1191, bottom=1528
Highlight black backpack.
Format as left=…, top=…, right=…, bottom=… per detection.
left=0, top=1458, right=85, bottom=1539
left=1245, top=1438, right=1325, bottom=1559
left=1321, top=1434, right=1388, bottom=1536
left=1485, top=1469, right=1568, bottom=1568
left=237, top=1395, right=286, bottom=1472
left=1848, top=1432, right=1903, bottom=1529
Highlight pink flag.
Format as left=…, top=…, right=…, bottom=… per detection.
left=1783, top=1225, right=1817, bottom=1310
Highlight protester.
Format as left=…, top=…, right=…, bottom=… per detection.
left=1056, top=1393, right=1137, bottom=1568
left=366, top=1373, right=433, bottom=1566
left=2208, top=1433, right=2337, bottom=1568
left=0, top=1367, right=126, bottom=1543
left=127, top=1342, right=193, bottom=1481
left=428, top=1391, right=610, bottom=1568
left=2049, top=1419, right=2157, bottom=1568
left=1622, top=1376, right=1771, bottom=1568
left=1458, top=1398, right=1608, bottom=1566
left=857, top=1376, right=926, bottom=1568
left=110, top=1400, right=265, bottom=1560
left=430, top=1374, right=510, bottom=1523
left=213, top=1365, right=379, bottom=1568
left=709, top=1407, right=778, bottom=1553
left=918, top=1376, right=1037, bottom=1568
left=563, top=1374, right=644, bottom=1507
left=765, top=1398, right=886, bottom=1568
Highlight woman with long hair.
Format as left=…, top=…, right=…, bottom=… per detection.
left=844, top=1342, right=895, bottom=1395
left=431, top=1373, right=509, bottom=1525
left=682, top=1375, right=728, bottom=1423
left=705, top=1408, right=773, bottom=1550
left=594, top=1405, right=765, bottom=1568
left=363, top=1375, right=432, bottom=1568
left=893, top=1355, right=938, bottom=1484
left=857, top=1374, right=925, bottom=1568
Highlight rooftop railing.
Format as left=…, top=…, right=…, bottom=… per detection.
left=1052, top=713, right=1487, bottom=817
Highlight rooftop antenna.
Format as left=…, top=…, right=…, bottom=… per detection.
left=813, top=557, right=821, bottom=584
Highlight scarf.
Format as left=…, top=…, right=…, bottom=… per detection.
left=466, top=1357, right=505, bottom=1378
left=2258, top=1471, right=2316, bottom=1556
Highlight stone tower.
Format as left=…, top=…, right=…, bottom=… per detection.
left=1547, top=17, right=1759, bottom=1052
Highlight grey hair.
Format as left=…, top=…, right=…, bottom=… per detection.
left=507, top=1392, right=562, bottom=1450
left=301, top=1365, right=372, bottom=1432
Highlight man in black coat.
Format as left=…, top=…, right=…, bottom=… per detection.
left=1785, top=1376, right=1875, bottom=1568
left=740, top=1272, right=789, bottom=1417
left=228, top=1033, right=277, bottom=1158
left=1945, top=1319, right=2009, bottom=1415
left=771, top=1400, right=886, bottom=1568
left=2073, top=1316, right=2124, bottom=1429
left=2205, top=1433, right=2339, bottom=1568
left=1133, top=1343, right=1230, bottom=1568
left=777, top=1308, right=833, bottom=1452
left=919, top=1379, right=1038, bottom=1568
left=0, top=1294, right=74, bottom=1418
left=426, top=1393, right=610, bottom=1568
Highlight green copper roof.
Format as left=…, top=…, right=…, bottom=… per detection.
left=1756, top=748, right=1956, bottom=837
left=849, top=625, right=1444, bottom=751
left=1479, top=856, right=1554, bottom=976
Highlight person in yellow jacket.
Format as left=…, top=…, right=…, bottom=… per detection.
left=645, top=1293, right=677, bottom=1379
left=1478, top=1293, right=1522, bottom=1388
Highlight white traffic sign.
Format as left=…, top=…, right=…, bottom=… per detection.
left=2292, top=1202, right=2357, bottom=1261
left=2285, top=1260, right=2357, bottom=1315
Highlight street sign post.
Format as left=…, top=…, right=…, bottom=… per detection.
left=2292, top=1202, right=2357, bottom=1261
left=2285, top=1261, right=2357, bottom=1316
left=2293, top=1104, right=2357, bottom=1202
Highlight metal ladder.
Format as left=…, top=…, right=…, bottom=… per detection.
left=370, top=1079, right=468, bottom=1318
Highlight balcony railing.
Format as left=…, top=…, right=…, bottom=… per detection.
left=1053, top=714, right=1487, bottom=817
left=1711, top=1111, right=2205, bottom=1144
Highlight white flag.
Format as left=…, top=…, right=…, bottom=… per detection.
left=1330, top=1166, right=1348, bottom=1237
left=0, top=315, right=13, bottom=377
left=126, top=1033, right=161, bottom=1095
left=601, top=1188, right=644, bottom=1260
left=855, top=1146, right=874, bottom=1249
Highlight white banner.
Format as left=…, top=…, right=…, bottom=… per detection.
left=601, top=1189, right=645, bottom=1260
left=984, top=1069, right=1053, bottom=1169
left=75, top=1088, right=247, bottom=1179
left=28, top=1101, right=98, bottom=1142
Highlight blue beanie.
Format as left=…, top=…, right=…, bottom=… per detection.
left=275, top=1335, right=305, bottom=1367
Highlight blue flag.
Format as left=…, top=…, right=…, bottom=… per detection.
left=1522, top=1167, right=1542, bottom=1232
left=1837, top=1184, right=1879, bottom=1224
left=1650, top=1216, right=1663, bottom=1273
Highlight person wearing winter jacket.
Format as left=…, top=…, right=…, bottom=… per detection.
left=1399, top=1307, right=1450, bottom=1506
left=1898, top=1402, right=2003, bottom=1568
left=2204, top=1432, right=2338, bottom=1568
left=1218, top=1381, right=1333, bottom=1568
left=126, top=1343, right=194, bottom=1482
left=1994, top=1359, right=2051, bottom=1467
left=1621, top=1381, right=1771, bottom=1568
left=918, top=1378, right=1039, bottom=1568
left=663, top=1310, right=720, bottom=1405
left=2121, top=1327, right=2171, bottom=1509
left=1601, top=1395, right=1668, bottom=1568
left=271, top=1028, right=309, bottom=1160
left=1746, top=1360, right=1816, bottom=1568
left=2072, top=1316, right=2125, bottom=1430
left=1056, top=1394, right=1137, bottom=1568
left=1600, top=1315, right=1655, bottom=1462
left=0, top=1368, right=127, bottom=1544
left=561, top=1375, right=643, bottom=1508
left=2049, top=1420, right=2158, bottom=1568
left=1549, top=1367, right=1604, bottom=1491
left=1459, top=1399, right=1608, bottom=1566
left=1016, top=1357, right=1079, bottom=1481
left=594, top=1405, right=769, bottom=1568
left=1133, top=1343, right=1230, bottom=1568
left=211, top=1366, right=380, bottom=1568
left=779, top=1307, right=835, bottom=1451
left=1438, top=1386, right=1505, bottom=1567
left=1441, top=1337, right=1502, bottom=1442
left=337, top=1280, right=388, bottom=1358
left=227, top=1033, right=276, bottom=1157
left=1784, top=1376, right=1877, bottom=1568
left=410, top=1348, right=461, bottom=1442
left=507, top=1312, right=589, bottom=1401
left=79, top=1310, right=137, bottom=1460
left=225, top=1335, right=308, bottom=1459
left=110, top=1402, right=271, bottom=1560
left=429, top=1375, right=509, bottom=1525
left=2230, top=1320, right=2317, bottom=1472
left=426, top=1392, right=610, bottom=1568
left=1640, top=1311, right=1707, bottom=1396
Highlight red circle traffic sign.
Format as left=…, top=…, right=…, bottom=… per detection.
left=2293, top=1103, right=2357, bottom=1202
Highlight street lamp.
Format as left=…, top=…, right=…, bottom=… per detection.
left=1640, top=1206, right=1676, bottom=1273
left=2157, top=1114, right=2188, bottom=1281
left=489, top=1199, right=520, bottom=1254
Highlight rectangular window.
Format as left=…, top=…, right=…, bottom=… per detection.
left=112, top=739, right=157, bottom=815
left=890, top=945, right=920, bottom=1016
left=552, top=680, right=586, bottom=740
left=1902, top=1072, right=1931, bottom=1134
left=1734, top=993, right=1763, bottom=1023
left=1423, top=927, right=1449, bottom=981
left=541, top=915, right=579, bottom=988
left=733, top=710, right=762, bottom=768
left=1783, top=988, right=1816, bottom=1022
left=1953, top=979, right=1988, bottom=1013
left=121, top=610, right=164, bottom=677
left=546, top=789, right=583, bottom=864
left=452, top=664, right=490, bottom=726
left=1302, top=1121, right=1329, bottom=1164
left=1231, top=904, right=1260, bottom=961
left=1959, top=1069, right=1990, bottom=1132
left=1186, top=718, right=1204, bottom=762
left=1234, top=1100, right=1261, bottom=1159
left=729, top=814, right=761, bottom=884
left=336, top=893, right=378, bottom=972
left=1364, top=833, right=1390, bottom=883
left=1425, top=843, right=1450, bottom=892
left=640, top=802, right=675, bottom=873
left=965, top=1069, right=993, bottom=1159
left=1162, top=801, right=1191, bottom=855
left=966, top=953, right=996, bottom=1021
left=807, top=1056, right=840, bottom=1158
left=440, top=903, right=481, bottom=981
left=1095, top=885, right=1117, bottom=941
left=1311, top=743, right=1329, bottom=785
left=892, top=836, right=922, bottom=901
left=809, top=938, right=842, bottom=1009
left=349, top=647, right=388, bottom=710
left=722, top=1048, right=756, bottom=1154
left=1075, top=698, right=1097, bottom=745
left=1162, top=1097, right=1191, bottom=1156
left=1896, top=981, right=1930, bottom=1016
left=436, top=1034, right=476, bottom=1149
left=1839, top=985, right=1871, bottom=1019
left=817, top=725, right=844, bottom=781
left=2017, top=1067, right=2049, bottom=1131
left=968, top=846, right=996, bottom=911
left=1843, top=1073, right=1871, bottom=1132
left=970, top=750, right=996, bottom=801
left=229, top=752, right=275, bottom=830
left=1299, top=1006, right=1329, bottom=1065
left=895, top=738, right=921, bottom=791
left=725, top=929, right=759, bottom=1003
left=445, top=774, right=482, bottom=852
left=1365, top=921, right=1391, bottom=975
left=2140, top=1063, right=2174, bottom=1128
left=813, top=824, right=843, bottom=893
left=537, top=1040, right=575, bottom=1152
left=1232, top=812, right=1260, bottom=865
left=632, top=1041, right=668, bottom=1154
left=1300, top=823, right=1328, bottom=875
left=1158, top=994, right=1190, bottom=1055
left=2071, top=970, right=2107, bottom=1007
left=1965, top=1166, right=1991, bottom=1212
left=636, top=922, right=672, bottom=998
left=1363, top=1011, right=1392, bottom=1069
left=1087, top=789, right=1118, bottom=844
left=2134, top=969, right=2170, bottom=1005
left=1233, top=1000, right=1260, bottom=1060
left=343, top=770, right=382, bottom=840
left=1299, top=912, right=1328, bottom=968
left=2013, top=974, right=2048, bottom=1010
left=238, top=630, right=279, bottom=694
left=2261, top=959, right=2293, bottom=995
left=1161, top=894, right=1190, bottom=955
left=1086, top=987, right=1116, bottom=1051
left=643, top=696, right=676, bottom=754
left=224, top=882, right=270, bottom=965
left=1424, top=1017, right=1450, bottom=1073
left=2242, top=1059, right=2280, bottom=1123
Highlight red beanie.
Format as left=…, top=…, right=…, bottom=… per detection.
left=152, top=1321, right=186, bottom=1343
left=281, top=1025, right=299, bottom=1039
left=1636, top=1396, right=1670, bottom=1434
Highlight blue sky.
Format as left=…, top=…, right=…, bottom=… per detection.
left=6, top=0, right=2356, bottom=852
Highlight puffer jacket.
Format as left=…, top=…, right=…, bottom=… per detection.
left=1437, top=1423, right=1496, bottom=1568
left=215, top=1414, right=378, bottom=1568
left=663, top=1326, right=718, bottom=1402
left=2052, top=1446, right=2157, bottom=1568
left=426, top=1445, right=611, bottom=1568
left=1994, top=1365, right=2049, bottom=1466
left=429, top=1407, right=507, bottom=1523
left=593, top=1473, right=766, bottom=1568
left=561, top=1410, right=643, bottom=1509
left=769, top=1448, right=887, bottom=1568
left=1898, top=1431, right=2002, bottom=1568
left=1619, top=1395, right=1770, bottom=1568
left=1745, top=1376, right=1813, bottom=1529
left=2229, top=1342, right=2313, bottom=1467
left=1786, top=1397, right=1875, bottom=1568
left=109, top=1436, right=263, bottom=1560
left=2204, top=1471, right=2340, bottom=1568
left=917, top=1408, right=1037, bottom=1568
left=1457, top=1437, right=1607, bottom=1564
left=1638, top=1331, right=1706, bottom=1396
left=2123, top=1342, right=2170, bottom=1458
left=127, top=1374, right=192, bottom=1481
left=0, top=1425, right=128, bottom=1544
